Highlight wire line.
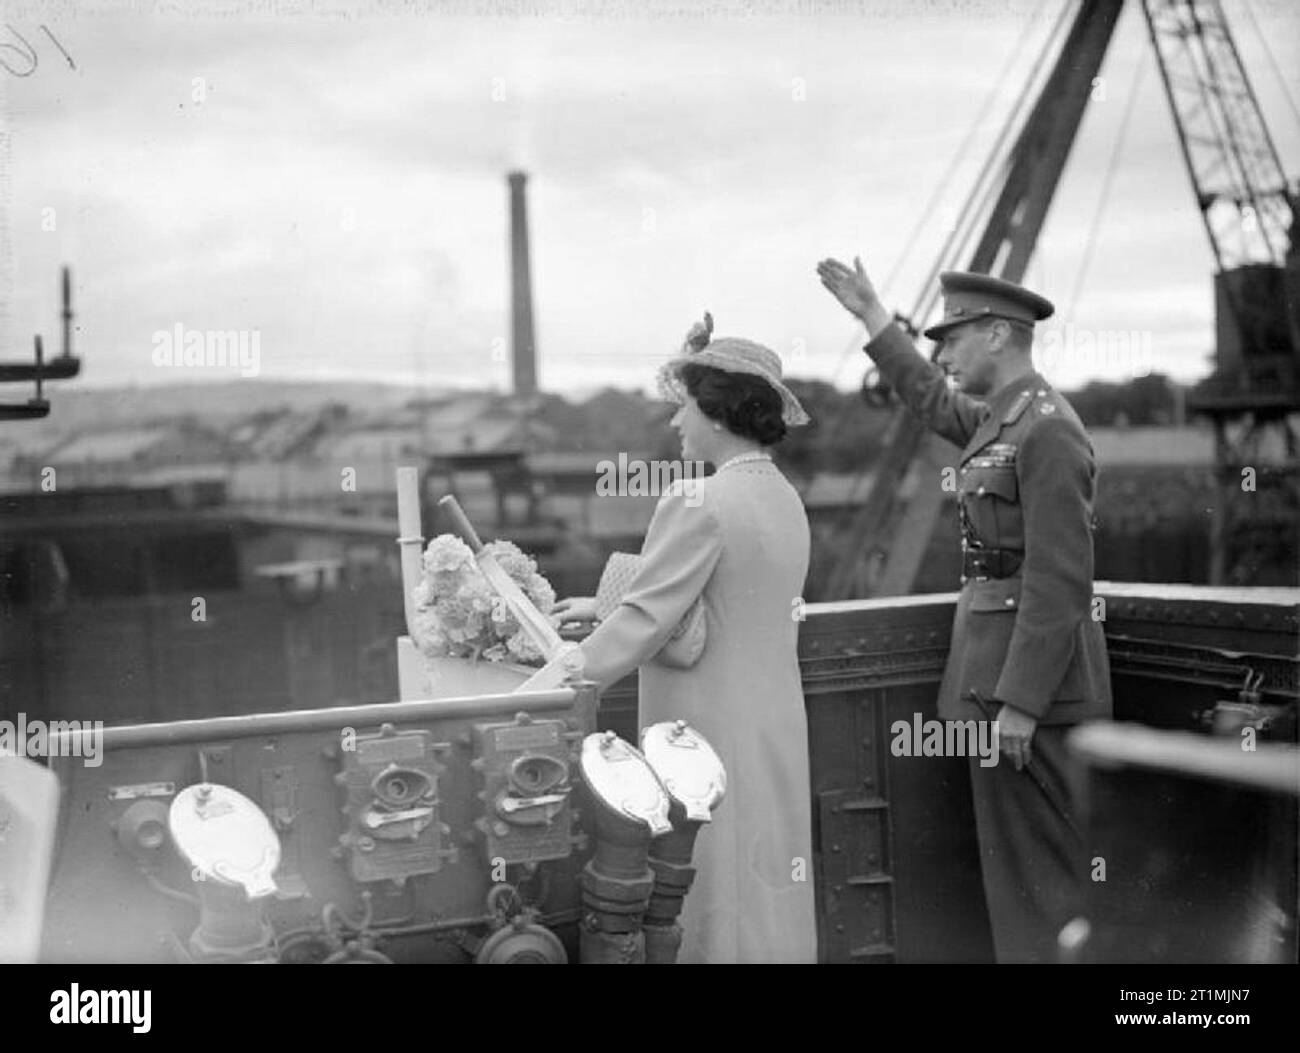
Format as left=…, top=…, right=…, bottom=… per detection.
left=1063, top=43, right=1151, bottom=328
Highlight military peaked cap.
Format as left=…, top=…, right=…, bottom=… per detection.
left=923, top=271, right=1055, bottom=340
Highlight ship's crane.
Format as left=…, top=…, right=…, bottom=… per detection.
left=0, top=266, right=82, bottom=421
left=1144, top=0, right=1293, bottom=274
left=1143, top=0, right=1299, bottom=584
left=820, top=0, right=1296, bottom=599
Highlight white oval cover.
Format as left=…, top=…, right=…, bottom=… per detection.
left=579, top=733, right=671, bottom=836
left=168, top=783, right=280, bottom=898
left=641, top=721, right=726, bottom=822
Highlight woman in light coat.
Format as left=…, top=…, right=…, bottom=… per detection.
left=554, top=315, right=817, bottom=964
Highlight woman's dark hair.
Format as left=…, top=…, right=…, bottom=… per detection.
left=679, top=362, right=788, bottom=446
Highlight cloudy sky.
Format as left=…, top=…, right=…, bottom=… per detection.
left=4, top=0, right=1298, bottom=398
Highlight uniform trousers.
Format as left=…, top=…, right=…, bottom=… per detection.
left=967, top=725, right=1086, bottom=963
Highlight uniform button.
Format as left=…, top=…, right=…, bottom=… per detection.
left=960, top=575, right=968, bottom=585
left=1004, top=597, right=1015, bottom=607
left=976, top=486, right=986, bottom=495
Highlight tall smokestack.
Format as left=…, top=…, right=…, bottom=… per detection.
left=61, top=266, right=74, bottom=359
left=507, top=170, right=538, bottom=397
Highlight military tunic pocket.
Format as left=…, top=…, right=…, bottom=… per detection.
left=968, top=576, right=1021, bottom=612
left=960, top=463, right=1021, bottom=551
left=962, top=465, right=1018, bottom=503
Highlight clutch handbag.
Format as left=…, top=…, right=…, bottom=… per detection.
left=594, top=552, right=707, bottom=669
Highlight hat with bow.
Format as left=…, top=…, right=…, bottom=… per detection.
left=656, top=312, right=810, bottom=428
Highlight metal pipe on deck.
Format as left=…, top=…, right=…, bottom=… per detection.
left=396, top=466, right=425, bottom=644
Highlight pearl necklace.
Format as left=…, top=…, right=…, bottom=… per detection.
left=715, top=450, right=773, bottom=474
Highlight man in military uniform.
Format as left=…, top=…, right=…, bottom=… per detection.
left=816, top=256, right=1112, bottom=963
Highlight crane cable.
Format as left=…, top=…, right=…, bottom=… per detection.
left=1062, top=43, right=1151, bottom=330
left=877, top=7, right=1050, bottom=308
left=1240, top=0, right=1300, bottom=139
left=831, top=0, right=1077, bottom=386
left=815, top=1, right=1079, bottom=552
left=912, top=0, right=1079, bottom=321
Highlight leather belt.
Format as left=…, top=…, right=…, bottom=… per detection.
left=961, top=547, right=1023, bottom=582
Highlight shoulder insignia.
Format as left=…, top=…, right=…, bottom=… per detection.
left=1028, top=387, right=1061, bottom=417
left=1002, top=389, right=1034, bottom=425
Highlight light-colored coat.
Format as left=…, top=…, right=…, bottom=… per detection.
left=579, top=460, right=818, bottom=963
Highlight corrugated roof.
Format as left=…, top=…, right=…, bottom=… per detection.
left=49, top=426, right=175, bottom=462
left=239, top=411, right=331, bottom=459
left=425, top=417, right=522, bottom=453
left=423, top=394, right=498, bottom=428
left=321, top=426, right=426, bottom=461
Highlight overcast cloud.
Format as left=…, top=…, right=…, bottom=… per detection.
left=4, top=0, right=1298, bottom=397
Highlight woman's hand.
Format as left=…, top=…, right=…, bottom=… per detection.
left=551, top=596, right=599, bottom=623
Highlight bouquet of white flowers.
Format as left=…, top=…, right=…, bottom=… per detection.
left=410, top=534, right=558, bottom=667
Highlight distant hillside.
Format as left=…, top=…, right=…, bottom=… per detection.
left=0, top=379, right=458, bottom=455
left=50, top=379, right=448, bottom=421
left=2, top=373, right=1192, bottom=472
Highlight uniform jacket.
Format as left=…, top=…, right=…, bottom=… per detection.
left=864, top=324, right=1112, bottom=725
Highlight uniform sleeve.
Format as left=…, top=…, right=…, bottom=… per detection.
left=578, top=481, right=723, bottom=691
left=994, top=415, right=1096, bottom=718
left=863, top=324, right=986, bottom=447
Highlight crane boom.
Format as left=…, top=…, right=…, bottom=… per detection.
left=1141, top=0, right=1298, bottom=585
left=1141, top=0, right=1292, bottom=272
left=822, top=0, right=1125, bottom=601
left=971, top=0, right=1126, bottom=282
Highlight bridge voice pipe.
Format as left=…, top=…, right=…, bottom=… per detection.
left=643, top=806, right=704, bottom=965
left=396, top=466, right=425, bottom=643
left=188, top=879, right=276, bottom=962
left=578, top=800, right=656, bottom=965
left=638, top=720, right=726, bottom=963
left=576, top=732, right=673, bottom=964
